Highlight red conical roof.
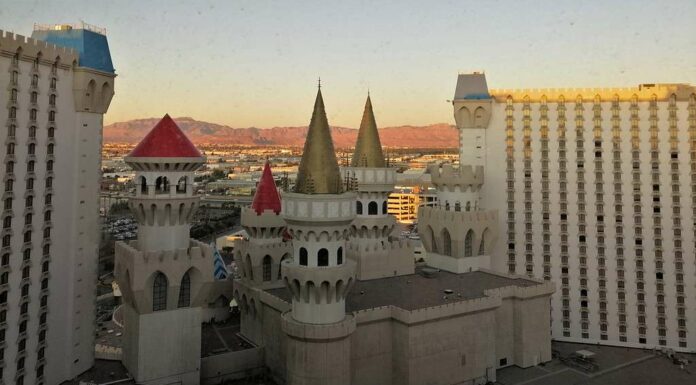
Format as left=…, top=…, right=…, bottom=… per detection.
left=251, top=161, right=282, bottom=215
left=129, top=114, right=203, bottom=158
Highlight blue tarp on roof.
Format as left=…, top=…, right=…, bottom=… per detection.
left=31, top=29, right=114, bottom=74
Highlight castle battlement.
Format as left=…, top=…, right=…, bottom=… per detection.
left=418, top=206, right=498, bottom=224
left=490, top=83, right=696, bottom=102
left=0, top=29, right=78, bottom=67
left=117, top=238, right=211, bottom=263
left=347, top=238, right=411, bottom=253
left=351, top=280, right=553, bottom=325
left=428, top=163, right=484, bottom=189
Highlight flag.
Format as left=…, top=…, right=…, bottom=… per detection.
left=212, top=244, right=229, bottom=280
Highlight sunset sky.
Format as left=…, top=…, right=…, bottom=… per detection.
left=2, top=0, right=695, bottom=127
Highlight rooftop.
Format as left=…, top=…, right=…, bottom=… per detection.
left=31, top=22, right=114, bottom=73
left=250, top=161, right=282, bottom=215
left=128, top=114, right=203, bottom=158
left=496, top=341, right=696, bottom=385
left=267, top=266, right=539, bottom=312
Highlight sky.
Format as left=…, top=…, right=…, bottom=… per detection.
left=1, top=0, right=695, bottom=127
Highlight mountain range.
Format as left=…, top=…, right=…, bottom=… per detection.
left=104, top=117, right=458, bottom=148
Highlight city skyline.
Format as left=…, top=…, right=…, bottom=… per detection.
left=2, top=0, right=695, bottom=128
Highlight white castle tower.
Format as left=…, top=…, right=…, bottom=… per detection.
left=114, top=115, right=228, bottom=385
left=341, top=95, right=413, bottom=279
left=234, top=161, right=292, bottom=343
left=419, top=73, right=498, bottom=273
left=280, top=85, right=357, bottom=385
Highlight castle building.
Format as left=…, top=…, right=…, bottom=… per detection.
left=233, top=85, right=554, bottom=385
left=458, top=72, right=696, bottom=351
left=114, top=115, right=232, bottom=385
left=341, top=95, right=414, bottom=279
left=0, top=24, right=114, bottom=384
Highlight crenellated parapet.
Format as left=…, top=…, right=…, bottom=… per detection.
left=340, top=166, right=396, bottom=193
left=418, top=206, right=499, bottom=273
left=234, top=240, right=292, bottom=289
left=282, top=191, right=356, bottom=224
left=129, top=196, right=199, bottom=226
left=0, top=29, right=78, bottom=67
left=240, top=207, right=286, bottom=239
left=114, top=238, right=219, bottom=315
left=428, top=163, right=484, bottom=192
left=282, top=259, right=356, bottom=308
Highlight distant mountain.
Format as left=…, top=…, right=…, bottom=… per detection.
left=104, top=117, right=458, bottom=148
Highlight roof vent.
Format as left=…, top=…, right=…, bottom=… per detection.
left=420, top=267, right=438, bottom=278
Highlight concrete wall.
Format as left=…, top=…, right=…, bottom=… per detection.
left=201, top=348, right=264, bottom=385
left=121, top=305, right=201, bottom=385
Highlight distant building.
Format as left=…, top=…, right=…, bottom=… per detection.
left=0, top=24, right=115, bottom=384
left=387, top=185, right=436, bottom=223
left=455, top=73, right=696, bottom=351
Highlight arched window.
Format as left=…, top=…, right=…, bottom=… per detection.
left=465, top=201, right=471, bottom=211
left=47, top=127, right=55, bottom=138
left=27, top=161, right=34, bottom=172
left=318, top=248, right=329, bottom=266
left=155, top=176, right=168, bottom=193
left=245, top=254, right=253, bottom=280
left=3, top=198, right=10, bottom=210
left=1, top=254, right=8, bottom=266
left=177, top=272, right=191, bottom=308
left=48, top=110, right=55, bottom=123
left=5, top=161, right=13, bottom=173
left=2, top=235, right=10, bottom=247
left=140, top=176, right=147, bottom=194
left=299, top=248, right=308, bottom=266
left=8, top=125, right=15, bottom=137
left=445, top=201, right=450, bottom=210
left=479, top=229, right=488, bottom=255
left=152, top=272, right=168, bottom=311
left=7, top=143, right=14, bottom=155
left=427, top=226, right=437, bottom=253
left=442, top=229, right=452, bottom=256
left=176, top=176, right=187, bottom=193
left=262, top=255, right=272, bottom=281
left=356, top=201, right=363, bottom=215
left=454, top=202, right=461, bottom=212
left=28, top=143, right=35, bottom=155
left=278, top=254, right=289, bottom=279
left=46, top=160, right=53, bottom=171
left=382, top=201, right=388, bottom=214
left=47, top=144, right=54, bottom=155
left=337, top=247, right=343, bottom=265
left=30, top=109, right=37, bottom=121
left=22, top=249, right=30, bottom=260
left=49, top=94, right=56, bottom=106
left=3, top=216, right=11, bottom=229
left=464, top=230, right=474, bottom=257
left=1, top=272, right=8, bottom=285
left=30, top=92, right=37, bottom=104
left=368, top=201, right=378, bottom=215
left=10, top=89, right=17, bottom=102
left=9, top=107, right=16, bottom=120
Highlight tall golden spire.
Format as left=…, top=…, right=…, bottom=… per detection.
left=294, top=85, right=343, bottom=194
left=351, top=94, right=385, bottom=167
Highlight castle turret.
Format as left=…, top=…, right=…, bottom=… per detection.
left=124, top=114, right=205, bottom=252
left=341, top=95, right=413, bottom=279
left=280, top=85, right=356, bottom=385
left=115, top=115, right=230, bottom=385
left=234, top=161, right=292, bottom=343
left=418, top=74, right=498, bottom=273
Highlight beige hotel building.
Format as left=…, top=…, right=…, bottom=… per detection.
left=458, top=73, right=696, bottom=351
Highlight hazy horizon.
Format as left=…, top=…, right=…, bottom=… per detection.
left=3, top=0, right=695, bottom=128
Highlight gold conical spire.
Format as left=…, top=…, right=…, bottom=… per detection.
left=351, top=94, right=385, bottom=167
left=294, top=86, right=343, bottom=194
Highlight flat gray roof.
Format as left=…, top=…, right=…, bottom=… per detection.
left=267, top=267, right=539, bottom=312
left=497, top=341, right=696, bottom=385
